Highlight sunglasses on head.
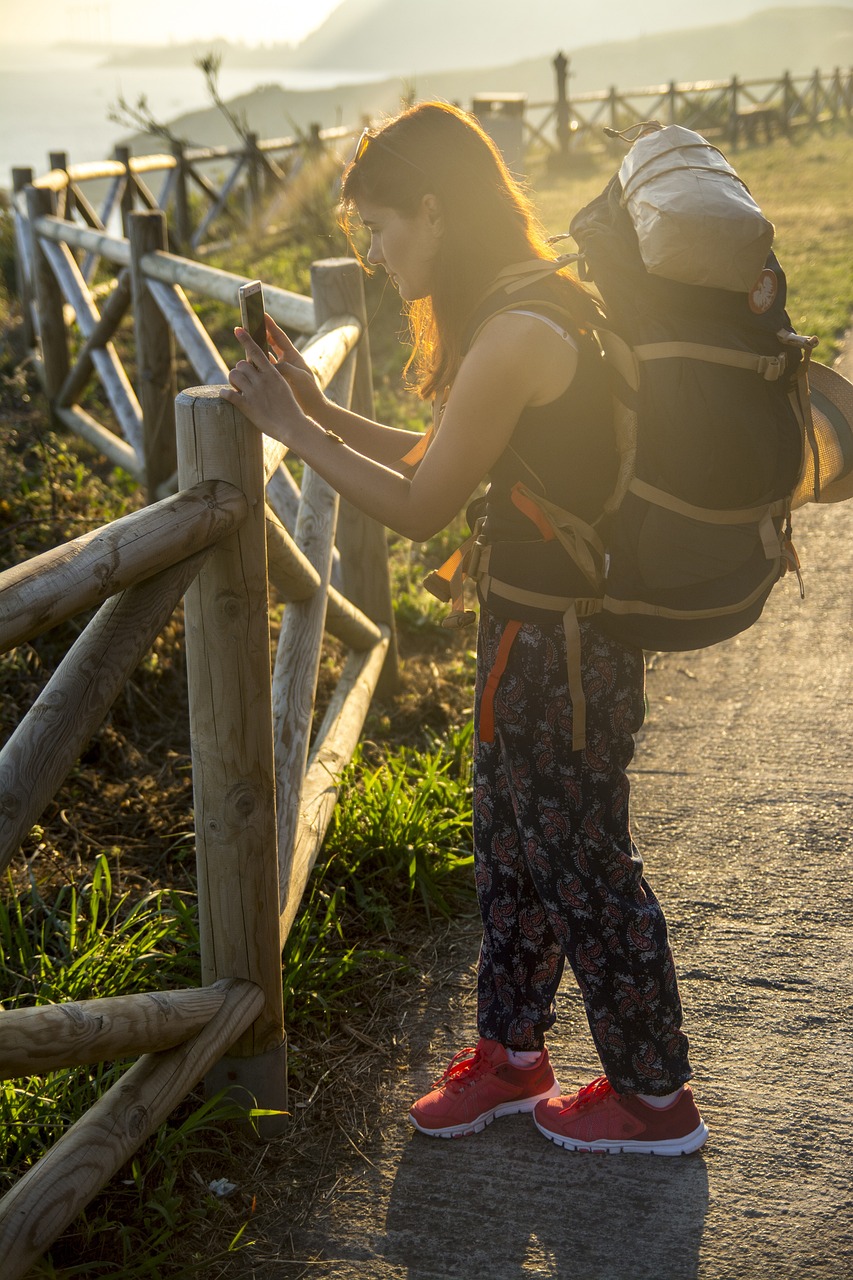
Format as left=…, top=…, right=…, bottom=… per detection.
left=351, top=127, right=428, bottom=176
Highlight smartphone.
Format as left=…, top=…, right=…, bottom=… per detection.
left=238, top=280, right=268, bottom=358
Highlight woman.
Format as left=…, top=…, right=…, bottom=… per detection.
left=222, top=102, right=708, bottom=1156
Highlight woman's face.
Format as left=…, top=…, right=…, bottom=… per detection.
left=357, top=195, right=442, bottom=302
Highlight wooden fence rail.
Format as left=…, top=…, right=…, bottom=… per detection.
left=0, top=198, right=397, bottom=1275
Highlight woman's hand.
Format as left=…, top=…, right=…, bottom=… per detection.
left=265, top=315, right=329, bottom=421
left=220, top=329, right=311, bottom=450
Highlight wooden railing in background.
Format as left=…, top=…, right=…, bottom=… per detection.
left=535, top=63, right=853, bottom=166
left=0, top=198, right=397, bottom=1276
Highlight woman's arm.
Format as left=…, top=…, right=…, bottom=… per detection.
left=222, top=311, right=577, bottom=542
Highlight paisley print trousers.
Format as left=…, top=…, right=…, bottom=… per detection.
left=473, top=609, right=692, bottom=1094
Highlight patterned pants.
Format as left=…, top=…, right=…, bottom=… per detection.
left=473, top=608, right=692, bottom=1094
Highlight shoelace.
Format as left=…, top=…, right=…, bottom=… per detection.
left=560, top=1075, right=614, bottom=1116
left=434, top=1045, right=493, bottom=1092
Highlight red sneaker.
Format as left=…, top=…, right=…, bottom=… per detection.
left=534, top=1076, right=709, bottom=1155
left=409, top=1039, right=561, bottom=1138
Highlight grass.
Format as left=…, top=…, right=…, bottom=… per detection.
left=0, top=857, right=258, bottom=1276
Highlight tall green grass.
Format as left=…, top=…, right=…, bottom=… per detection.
left=0, top=858, right=258, bottom=1276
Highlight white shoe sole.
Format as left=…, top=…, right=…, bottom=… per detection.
left=409, top=1080, right=562, bottom=1139
left=534, top=1116, right=710, bottom=1155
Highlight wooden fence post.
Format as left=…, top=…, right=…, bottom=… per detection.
left=128, top=210, right=177, bottom=499
left=312, top=258, right=399, bottom=693
left=729, top=74, right=741, bottom=146
left=176, top=385, right=287, bottom=1136
left=11, top=168, right=34, bottom=348
left=114, top=144, right=135, bottom=235
left=811, top=67, right=821, bottom=124
left=608, top=85, right=619, bottom=132
left=170, top=140, right=191, bottom=254
left=782, top=71, right=794, bottom=135
left=246, top=132, right=261, bottom=224
left=553, top=51, right=571, bottom=170
left=48, top=150, right=73, bottom=221
left=24, top=184, right=69, bottom=402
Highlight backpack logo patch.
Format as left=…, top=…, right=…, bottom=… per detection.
left=749, top=268, right=779, bottom=315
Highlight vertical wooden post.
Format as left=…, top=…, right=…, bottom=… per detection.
left=48, top=150, right=73, bottom=221
left=176, top=385, right=287, bottom=1136
left=128, top=210, right=177, bottom=500
left=782, top=71, right=794, bottom=136
left=11, top=168, right=34, bottom=348
left=553, top=51, right=571, bottom=171
left=833, top=66, right=844, bottom=121
left=608, top=85, right=619, bottom=132
left=729, top=75, right=740, bottom=147
left=114, top=145, right=135, bottom=235
left=312, top=258, right=399, bottom=692
left=24, top=184, right=69, bottom=401
left=170, top=140, right=191, bottom=255
left=811, top=67, right=820, bottom=125
left=246, top=132, right=261, bottom=224
left=668, top=81, right=678, bottom=125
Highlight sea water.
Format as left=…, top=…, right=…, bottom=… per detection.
left=0, top=44, right=378, bottom=192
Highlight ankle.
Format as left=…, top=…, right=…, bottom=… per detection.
left=505, top=1048, right=543, bottom=1067
left=636, top=1086, right=685, bottom=1109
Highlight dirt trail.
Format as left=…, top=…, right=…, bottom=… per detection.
left=259, top=344, right=853, bottom=1280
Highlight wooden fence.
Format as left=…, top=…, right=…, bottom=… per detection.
left=11, top=122, right=354, bottom=267
left=528, top=64, right=853, bottom=163
left=0, top=195, right=397, bottom=1275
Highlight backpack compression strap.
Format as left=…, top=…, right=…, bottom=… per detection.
left=478, top=620, right=522, bottom=744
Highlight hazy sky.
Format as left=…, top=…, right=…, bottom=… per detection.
left=0, top=0, right=343, bottom=46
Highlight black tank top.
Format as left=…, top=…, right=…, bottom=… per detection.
left=466, top=280, right=618, bottom=619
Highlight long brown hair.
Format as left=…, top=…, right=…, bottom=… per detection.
left=341, top=101, right=596, bottom=400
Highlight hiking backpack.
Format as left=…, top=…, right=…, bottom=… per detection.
left=425, top=123, right=853, bottom=749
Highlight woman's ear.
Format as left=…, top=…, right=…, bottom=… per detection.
left=422, top=193, right=444, bottom=238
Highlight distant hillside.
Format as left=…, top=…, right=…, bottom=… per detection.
left=283, top=0, right=852, bottom=75
left=104, top=0, right=853, bottom=76
left=121, top=7, right=853, bottom=151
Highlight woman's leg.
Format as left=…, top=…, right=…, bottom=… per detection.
left=475, top=610, right=691, bottom=1094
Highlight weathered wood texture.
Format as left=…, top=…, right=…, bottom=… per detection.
left=146, top=278, right=229, bottom=385
left=142, top=249, right=316, bottom=333
left=280, top=631, right=390, bottom=943
left=11, top=168, right=34, bottom=346
left=129, top=211, right=178, bottom=495
left=0, top=978, right=265, bottom=1280
left=0, top=984, right=233, bottom=1079
left=273, top=462, right=341, bottom=914
left=312, top=259, right=399, bottom=691
left=40, top=235, right=143, bottom=453
left=0, top=480, right=246, bottom=654
left=25, top=188, right=69, bottom=401
left=176, top=388, right=285, bottom=1074
left=35, top=213, right=131, bottom=266
left=0, top=549, right=210, bottom=873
